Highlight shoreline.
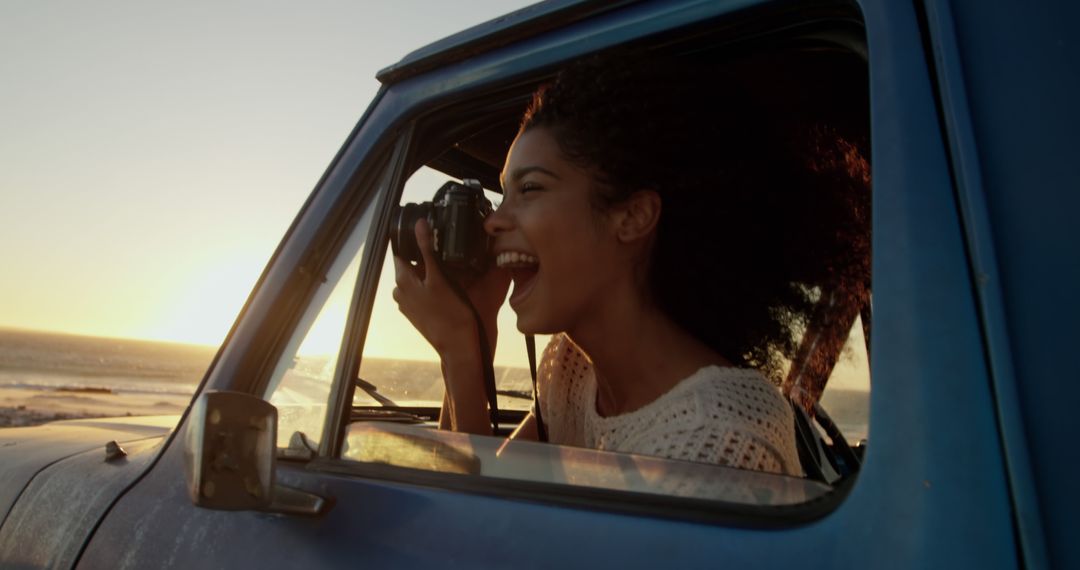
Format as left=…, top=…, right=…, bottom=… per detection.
left=0, top=385, right=191, bottom=428
left=0, top=406, right=108, bottom=428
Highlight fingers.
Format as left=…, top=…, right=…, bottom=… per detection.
left=392, top=252, right=419, bottom=293
left=392, top=222, right=447, bottom=316
left=391, top=256, right=412, bottom=328
left=414, top=219, right=444, bottom=285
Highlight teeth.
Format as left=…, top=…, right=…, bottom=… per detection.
left=496, top=251, right=538, bottom=268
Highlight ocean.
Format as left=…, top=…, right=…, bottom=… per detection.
left=0, top=328, right=214, bottom=426
left=0, top=328, right=868, bottom=442
left=0, top=328, right=213, bottom=398
left=0, top=328, right=536, bottom=427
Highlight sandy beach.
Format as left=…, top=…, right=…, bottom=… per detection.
left=0, top=386, right=191, bottom=428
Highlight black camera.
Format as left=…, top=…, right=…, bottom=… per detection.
left=391, top=179, right=493, bottom=280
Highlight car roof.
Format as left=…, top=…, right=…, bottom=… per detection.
left=375, top=0, right=629, bottom=84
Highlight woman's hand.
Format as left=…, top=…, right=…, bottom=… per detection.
left=392, top=219, right=509, bottom=434
left=392, top=219, right=510, bottom=356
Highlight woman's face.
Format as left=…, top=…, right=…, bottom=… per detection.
left=487, top=127, right=627, bottom=334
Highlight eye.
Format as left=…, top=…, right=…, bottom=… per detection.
left=520, top=181, right=543, bottom=193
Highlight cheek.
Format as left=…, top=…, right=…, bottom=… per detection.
left=523, top=194, right=615, bottom=279
left=540, top=215, right=603, bottom=267
left=540, top=219, right=617, bottom=297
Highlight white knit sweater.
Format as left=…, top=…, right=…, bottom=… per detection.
left=537, top=334, right=801, bottom=476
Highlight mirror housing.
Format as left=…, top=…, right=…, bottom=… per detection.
left=185, top=391, right=277, bottom=510
left=184, top=390, right=326, bottom=515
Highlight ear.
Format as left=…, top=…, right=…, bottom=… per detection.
left=611, top=190, right=661, bottom=243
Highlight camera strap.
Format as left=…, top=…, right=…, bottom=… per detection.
left=432, top=261, right=547, bottom=440
left=438, top=263, right=500, bottom=434
left=473, top=315, right=500, bottom=433
left=526, top=334, right=548, bottom=442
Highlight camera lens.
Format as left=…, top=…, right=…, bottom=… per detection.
left=390, top=202, right=431, bottom=263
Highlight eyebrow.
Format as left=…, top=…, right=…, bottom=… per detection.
left=499, top=165, right=561, bottom=191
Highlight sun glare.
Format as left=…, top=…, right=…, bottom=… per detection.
left=296, top=284, right=354, bottom=357
left=145, top=253, right=267, bottom=347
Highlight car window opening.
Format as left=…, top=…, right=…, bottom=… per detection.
left=255, top=18, right=873, bottom=513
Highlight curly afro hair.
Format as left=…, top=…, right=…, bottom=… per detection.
left=519, top=53, right=871, bottom=380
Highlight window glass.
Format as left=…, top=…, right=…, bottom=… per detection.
left=343, top=421, right=832, bottom=505
left=264, top=199, right=376, bottom=449
left=343, top=306, right=867, bottom=503
left=820, top=314, right=870, bottom=442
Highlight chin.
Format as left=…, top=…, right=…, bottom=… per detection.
left=514, top=310, right=558, bottom=336
left=514, top=314, right=542, bottom=335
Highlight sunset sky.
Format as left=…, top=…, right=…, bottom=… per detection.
left=0, top=1, right=534, bottom=350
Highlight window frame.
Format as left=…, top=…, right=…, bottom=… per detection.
left=298, top=3, right=871, bottom=526
left=318, top=131, right=416, bottom=459
left=262, top=163, right=389, bottom=450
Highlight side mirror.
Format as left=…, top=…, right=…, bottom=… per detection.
left=184, top=391, right=327, bottom=516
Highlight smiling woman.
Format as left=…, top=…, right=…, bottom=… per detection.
left=380, top=53, right=869, bottom=480
left=489, top=127, right=635, bottom=336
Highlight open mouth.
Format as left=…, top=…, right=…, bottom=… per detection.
left=496, top=251, right=540, bottom=308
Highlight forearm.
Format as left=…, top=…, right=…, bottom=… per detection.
left=391, top=219, right=509, bottom=435
left=437, top=337, right=493, bottom=436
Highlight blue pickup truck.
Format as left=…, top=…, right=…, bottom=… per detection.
left=1, top=0, right=1077, bottom=568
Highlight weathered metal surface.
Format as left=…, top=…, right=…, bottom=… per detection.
left=0, top=416, right=178, bottom=527
left=0, top=437, right=165, bottom=569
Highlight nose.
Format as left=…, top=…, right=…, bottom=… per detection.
left=484, top=199, right=514, bottom=236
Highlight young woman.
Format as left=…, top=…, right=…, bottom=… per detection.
left=392, top=56, right=869, bottom=477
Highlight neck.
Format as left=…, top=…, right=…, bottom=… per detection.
left=567, top=294, right=729, bottom=417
